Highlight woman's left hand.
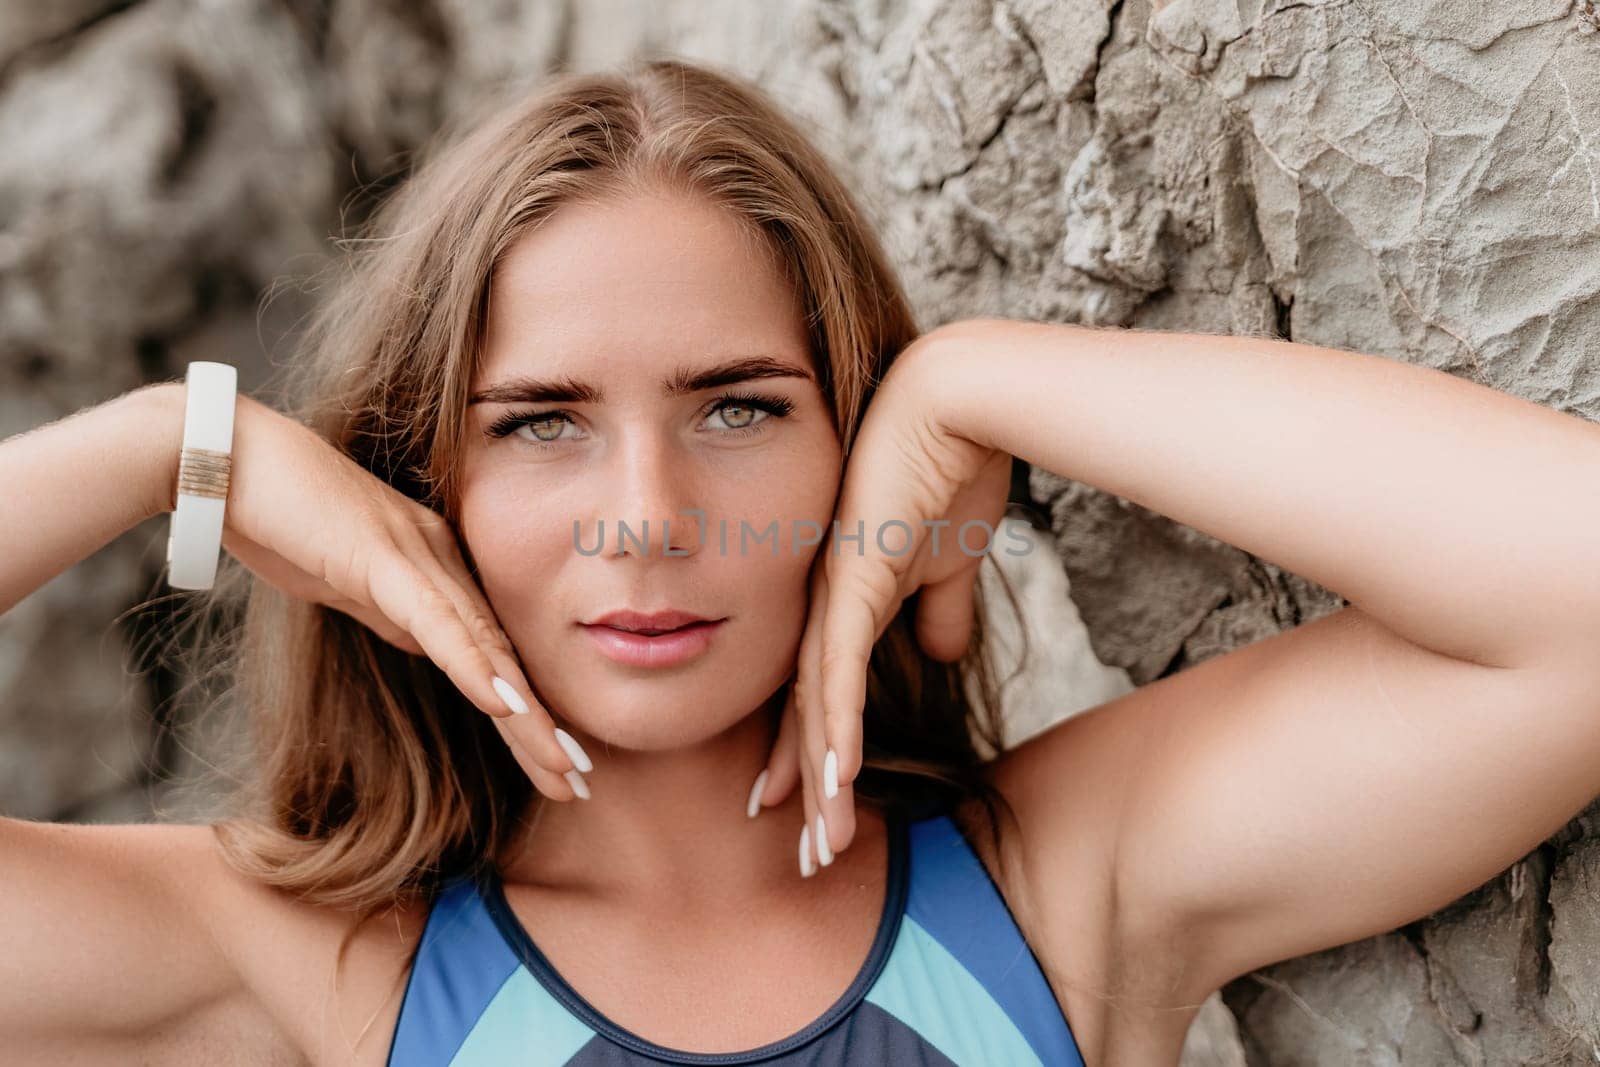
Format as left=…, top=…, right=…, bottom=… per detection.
left=745, top=326, right=1013, bottom=872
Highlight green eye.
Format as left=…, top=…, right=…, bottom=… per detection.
left=703, top=392, right=796, bottom=433
left=524, top=416, right=568, bottom=442
left=712, top=403, right=759, bottom=429
left=486, top=410, right=578, bottom=444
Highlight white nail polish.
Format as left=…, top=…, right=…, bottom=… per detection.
left=554, top=728, right=594, bottom=773
left=799, top=824, right=815, bottom=877
left=815, top=812, right=833, bottom=866
left=492, top=676, right=530, bottom=715
left=823, top=748, right=839, bottom=799
left=564, top=769, right=590, bottom=800
left=746, top=769, right=769, bottom=819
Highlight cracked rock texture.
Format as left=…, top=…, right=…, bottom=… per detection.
left=2, top=0, right=1598, bottom=1061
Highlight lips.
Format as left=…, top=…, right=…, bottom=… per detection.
left=585, top=609, right=716, bottom=635
left=579, top=611, right=728, bottom=668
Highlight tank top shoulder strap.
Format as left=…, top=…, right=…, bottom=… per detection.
left=386, top=873, right=596, bottom=1066
left=898, top=809, right=1086, bottom=1067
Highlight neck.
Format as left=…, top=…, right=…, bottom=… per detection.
left=499, top=691, right=817, bottom=906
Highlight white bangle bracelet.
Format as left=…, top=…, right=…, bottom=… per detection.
left=165, top=361, right=238, bottom=590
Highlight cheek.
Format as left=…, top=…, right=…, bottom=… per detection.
left=713, top=436, right=841, bottom=549
left=458, top=478, right=577, bottom=635
left=691, top=456, right=838, bottom=663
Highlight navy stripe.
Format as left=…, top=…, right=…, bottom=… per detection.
left=563, top=999, right=960, bottom=1065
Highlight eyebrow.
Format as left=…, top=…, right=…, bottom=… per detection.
left=467, top=355, right=815, bottom=406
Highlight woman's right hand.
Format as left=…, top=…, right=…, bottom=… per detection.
left=213, top=393, right=593, bottom=801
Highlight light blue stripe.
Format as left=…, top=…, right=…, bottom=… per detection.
left=865, top=915, right=1045, bottom=1067
left=449, top=967, right=599, bottom=1065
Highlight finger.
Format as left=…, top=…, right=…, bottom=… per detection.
left=795, top=563, right=854, bottom=864
left=409, top=543, right=592, bottom=783
left=407, top=518, right=527, bottom=672
left=401, top=530, right=590, bottom=783
left=913, top=558, right=981, bottom=663
left=328, top=531, right=592, bottom=796
left=794, top=560, right=831, bottom=796
left=364, top=550, right=580, bottom=781
left=817, top=567, right=879, bottom=789
left=407, top=528, right=539, bottom=705
left=365, top=548, right=511, bottom=720
left=795, top=555, right=830, bottom=747
left=412, top=512, right=502, bottom=629
left=801, top=651, right=856, bottom=863
left=796, top=702, right=821, bottom=878
left=492, top=715, right=583, bottom=802
left=752, top=683, right=803, bottom=815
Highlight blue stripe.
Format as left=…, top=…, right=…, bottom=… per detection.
left=865, top=915, right=1044, bottom=1065
left=388, top=876, right=522, bottom=1067
left=903, top=815, right=1086, bottom=1067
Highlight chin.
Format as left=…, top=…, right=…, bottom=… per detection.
left=540, top=673, right=778, bottom=753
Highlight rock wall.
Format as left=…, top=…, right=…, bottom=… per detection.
left=3, top=0, right=1598, bottom=1060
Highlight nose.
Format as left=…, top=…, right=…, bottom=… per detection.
left=596, top=430, right=703, bottom=560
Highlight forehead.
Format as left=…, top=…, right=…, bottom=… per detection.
left=480, top=189, right=811, bottom=380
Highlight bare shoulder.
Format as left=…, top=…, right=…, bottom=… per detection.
left=954, top=682, right=1214, bottom=1061
left=5, top=818, right=431, bottom=1066
left=186, top=824, right=434, bottom=1066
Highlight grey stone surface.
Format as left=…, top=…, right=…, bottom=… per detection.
left=2, top=0, right=1598, bottom=1060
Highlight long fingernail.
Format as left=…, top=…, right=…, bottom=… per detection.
left=492, top=676, right=530, bottom=715
left=746, top=769, right=769, bottom=819
left=565, top=769, right=590, bottom=800
left=823, top=748, right=839, bottom=799
left=815, top=812, right=833, bottom=866
left=554, top=728, right=593, bottom=773
left=799, top=824, right=816, bottom=877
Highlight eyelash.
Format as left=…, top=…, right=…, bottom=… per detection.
left=485, top=391, right=797, bottom=447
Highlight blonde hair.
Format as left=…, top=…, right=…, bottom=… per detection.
left=182, top=56, right=1028, bottom=925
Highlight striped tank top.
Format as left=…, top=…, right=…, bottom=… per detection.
left=386, top=806, right=1086, bottom=1065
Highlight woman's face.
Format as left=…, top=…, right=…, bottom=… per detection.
left=458, top=188, right=843, bottom=751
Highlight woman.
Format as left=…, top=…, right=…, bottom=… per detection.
left=4, top=54, right=1600, bottom=1067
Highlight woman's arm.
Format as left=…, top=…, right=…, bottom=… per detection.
left=0, top=819, right=281, bottom=1058
left=931, top=318, right=1600, bottom=674
left=0, top=384, right=275, bottom=1053
left=918, top=319, right=1600, bottom=1004
left=0, top=382, right=183, bottom=615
